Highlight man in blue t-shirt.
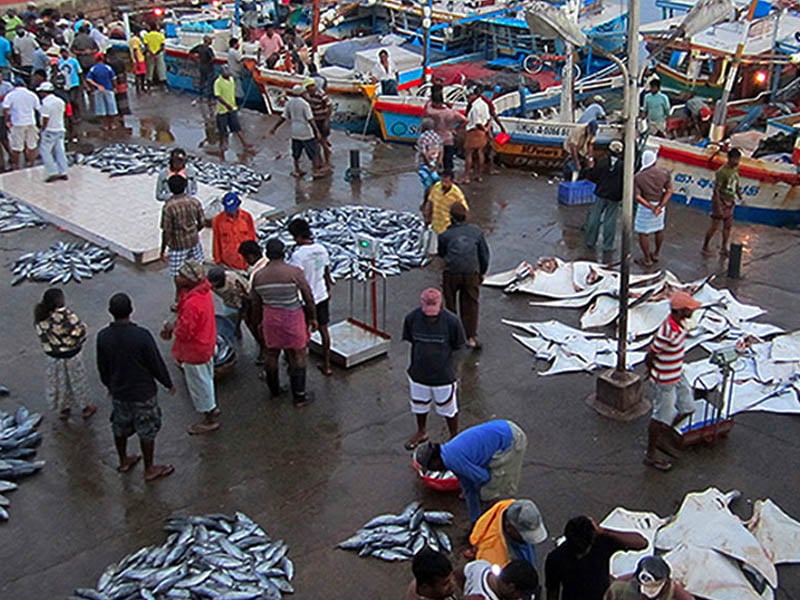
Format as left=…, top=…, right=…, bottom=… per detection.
left=0, top=25, right=12, bottom=79
left=58, top=47, right=83, bottom=120
left=641, top=79, right=671, bottom=137
left=85, top=52, right=117, bottom=130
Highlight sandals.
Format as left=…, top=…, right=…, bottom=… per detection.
left=145, top=464, right=175, bottom=483
left=643, top=456, right=672, bottom=471
left=404, top=434, right=429, bottom=451
left=117, top=455, right=142, bottom=473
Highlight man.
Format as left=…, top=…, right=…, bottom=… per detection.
left=403, top=288, right=464, bottom=449
left=641, top=79, right=670, bottom=137
left=259, top=23, right=284, bottom=68
left=633, top=150, right=672, bottom=267
left=372, top=48, right=397, bottom=95
left=304, top=77, right=332, bottom=167
left=214, top=65, right=251, bottom=154
left=155, top=147, right=198, bottom=202
left=160, top=175, right=205, bottom=298
left=423, top=170, right=469, bottom=234
left=85, top=52, right=117, bottom=131
left=417, top=117, right=443, bottom=193
left=129, top=29, right=146, bottom=94
left=0, top=77, right=12, bottom=170
left=36, top=81, right=67, bottom=182
left=250, top=238, right=317, bottom=407
left=282, top=27, right=307, bottom=74
left=288, top=218, right=334, bottom=376
left=160, top=260, right=220, bottom=434
left=702, top=147, right=742, bottom=257
left=207, top=265, right=253, bottom=340
left=190, top=35, right=215, bottom=102
left=96, top=293, right=175, bottom=482
left=684, top=95, right=711, bottom=139
left=416, top=419, right=527, bottom=523
left=578, top=95, right=606, bottom=124
left=643, top=290, right=700, bottom=471
left=12, top=26, right=36, bottom=79
left=545, top=516, right=647, bottom=600
left=31, top=43, right=48, bottom=75
left=468, top=499, right=548, bottom=568
left=239, top=239, right=268, bottom=288
left=584, top=140, right=624, bottom=252
left=604, top=556, right=693, bottom=600
left=0, top=26, right=12, bottom=80
left=212, top=191, right=256, bottom=270
left=57, top=47, right=82, bottom=120
left=270, top=84, right=324, bottom=178
left=2, top=77, right=39, bottom=170
left=407, top=547, right=458, bottom=600
left=238, top=239, right=269, bottom=364
left=3, top=10, right=23, bottom=42
left=477, top=86, right=506, bottom=177
left=70, top=23, right=98, bottom=75
left=227, top=37, right=244, bottom=105
left=425, top=84, right=467, bottom=172
left=464, top=559, right=539, bottom=600
left=438, top=203, right=489, bottom=349
left=143, top=23, right=166, bottom=88
left=563, top=120, right=597, bottom=181
left=463, top=86, right=491, bottom=184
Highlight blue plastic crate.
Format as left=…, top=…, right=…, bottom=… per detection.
left=558, top=180, right=596, bottom=206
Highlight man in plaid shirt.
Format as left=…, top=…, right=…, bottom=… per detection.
left=160, top=175, right=206, bottom=301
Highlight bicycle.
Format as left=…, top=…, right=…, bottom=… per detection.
left=523, top=53, right=581, bottom=79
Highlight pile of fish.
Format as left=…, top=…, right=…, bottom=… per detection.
left=71, top=512, right=295, bottom=600
left=0, top=195, right=46, bottom=233
left=338, top=502, right=453, bottom=561
left=257, top=206, right=429, bottom=281
left=0, top=405, right=46, bottom=521
left=11, top=242, right=115, bottom=285
left=72, top=144, right=270, bottom=194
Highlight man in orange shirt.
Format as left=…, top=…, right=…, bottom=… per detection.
left=212, top=192, right=257, bottom=270
left=467, top=499, right=548, bottom=568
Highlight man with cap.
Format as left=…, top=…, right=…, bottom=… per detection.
left=85, top=51, right=117, bottom=131
left=402, top=288, right=465, bottom=450
left=584, top=139, right=624, bottom=252
left=303, top=77, right=333, bottom=168
left=643, top=290, right=700, bottom=471
left=212, top=192, right=256, bottom=271
left=578, top=95, right=606, bottom=124
left=684, top=95, right=711, bottom=139
left=160, top=174, right=206, bottom=301
left=190, top=34, right=216, bottom=101
left=160, top=260, right=220, bottom=434
left=249, top=238, right=318, bottom=407
left=270, top=84, right=325, bottom=178
left=463, top=558, right=540, bottom=600
left=604, top=556, right=693, bottom=600
left=97, top=292, right=176, bottom=482
left=214, top=65, right=251, bottom=155
left=2, top=76, right=39, bottom=170
left=415, top=419, right=527, bottom=523
left=563, top=120, right=598, bottom=181
left=634, top=150, right=673, bottom=267
left=467, top=499, right=548, bottom=568
left=438, top=202, right=490, bottom=349
left=36, top=81, right=68, bottom=182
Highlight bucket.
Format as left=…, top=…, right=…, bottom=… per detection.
left=494, top=131, right=511, bottom=146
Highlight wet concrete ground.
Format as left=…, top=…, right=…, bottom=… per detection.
left=1, top=89, right=799, bottom=599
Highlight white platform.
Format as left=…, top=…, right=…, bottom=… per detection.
left=309, top=319, right=391, bottom=368
left=0, top=165, right=280, bottom=264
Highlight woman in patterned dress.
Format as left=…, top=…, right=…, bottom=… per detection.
left=34, top=288, right=97, bottom=420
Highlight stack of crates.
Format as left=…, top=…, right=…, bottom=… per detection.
left=557, top=180, right=596, bottom=206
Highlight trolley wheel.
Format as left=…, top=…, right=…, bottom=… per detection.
left=523, top=55, right=544, bottom=74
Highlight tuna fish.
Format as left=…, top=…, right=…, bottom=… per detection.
left=10, top=242, right=115, bottom=285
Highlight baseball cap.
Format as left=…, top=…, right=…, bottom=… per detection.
left=670, top=290, right=701, bottom=311
left=36, top=81, right=54, bottom=92
left=222, top=191, right=241, bottom=213
left=289, top=84, right=305, bottom=95
left=303, top=78, right=316, bottom=88
left=420, top=288, right=442, bottom=316
left=592, top=94, right=605, bottom=104
left=505, top=500, right=548, bottom=545
left=608, top=140, right=623, bottom=154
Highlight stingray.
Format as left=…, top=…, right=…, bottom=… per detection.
left=747, top=499, right=800, bottom=564
left=600, top=507, right=667, bottom=577
left=769, top=331, right=800, bottom=362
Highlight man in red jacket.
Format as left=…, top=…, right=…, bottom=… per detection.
left=160, top=260, right=220, bottom=434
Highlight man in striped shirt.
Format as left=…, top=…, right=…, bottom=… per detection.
left=644, top=290, right=700, bottom=471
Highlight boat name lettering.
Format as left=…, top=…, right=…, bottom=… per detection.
left=515, top=123, right=570, bottom=137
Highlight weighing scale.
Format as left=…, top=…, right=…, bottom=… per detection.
left=681, top=345, right=739, bottom=445
left=309, top=233, right=391, bottom=368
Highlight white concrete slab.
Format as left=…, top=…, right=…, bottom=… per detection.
left=0, top=165, right=280, bottom=264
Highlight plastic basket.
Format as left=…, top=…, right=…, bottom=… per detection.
left=558, top=180, right=596, bottom=206
left=412, top=457, right=461, bottom=492
left=494, top=131, right=511, bottom=146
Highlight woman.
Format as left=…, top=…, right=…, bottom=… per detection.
left=155, top=147, right=198, bottom=202
left=34, top=288, right=97, bottom=420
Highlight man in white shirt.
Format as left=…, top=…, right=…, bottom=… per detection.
left=463, top=87, right=491, bottom=184
left=12, top=26, right=37, bottom=77
left=463, top=559, right=539, bottom=600
left=269, top=84, right=325, bottom=178
left=288, top=217, right=334, bottom=376
left=371, top=48, right=397, bottom=95
left=36, top=81, right=68, bottom=182
left=2, top=77, right=40, bottom=169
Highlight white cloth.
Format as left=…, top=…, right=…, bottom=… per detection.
left=288, top=242, right=330, bottom=303
left=371, top=57, right=396, bottom=81
left=283, top=96, right=314, bottom=141
left=463, top=560, right=500, bottom=600
left=39, top=94, right=66, bottom=132
left=2, top=87, right=40, bottom=126
left=466, top=98, right=491, bottom=131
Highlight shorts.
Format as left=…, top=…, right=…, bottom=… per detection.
left=9, top=124, right=38, bottom=152
left=315, top=299, right=330, bottom=326
left=408, top=378, right=458, bottom=418
left=93, top=89, right=118, bottom=117
left=314, top=118, right=330, bottom=139
left=647, top=120, right=666, bottom=136
left=168, top=242, right=204, bottom=277
left=110, top=396, right=162, bottom=442
left=217, top=110, right=242, bottom=136
left=649, top=377, right=695, bottom=425
left=291, top=138, right=319, bottom=161
left=711, top=196, right=735, bottom=226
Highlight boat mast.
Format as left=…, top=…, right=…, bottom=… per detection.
left=708, top=0, right=761, bottom=143
left=311, top=0, right=320, bottom=59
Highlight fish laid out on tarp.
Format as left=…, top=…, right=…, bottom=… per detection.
left=600, top=507, right=668, bottom=577
left=747, top=499, right=800, bottom=565
left=338, top=502, right=453, bottom=561
left=0, top=405, right=45, bottom=522
left=10, top=242, right=114, bottom=285
left=71, top=512, right=294, bottom=599
left=0, top=195, right=46, bottom=233
left=257, top=205, right=429, bottom=281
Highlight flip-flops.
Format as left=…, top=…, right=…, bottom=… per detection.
left=643, top=456, right=672, bottom=471
left=117, top=455, right=142, bottom=473
left=404, top=435, right=429, bottom=451
left=145, top=464, right=175, bottom=483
